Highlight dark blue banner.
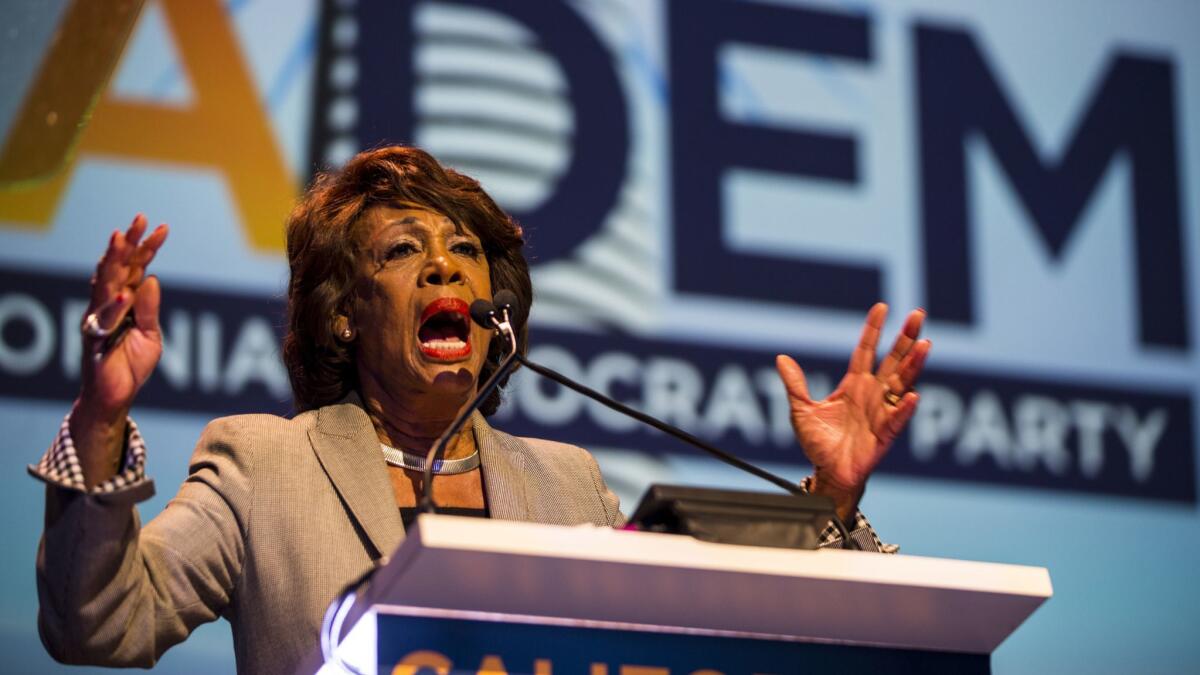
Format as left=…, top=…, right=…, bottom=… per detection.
left=0, top=267, right=1192, bottom=503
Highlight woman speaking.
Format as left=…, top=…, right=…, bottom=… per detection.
left=31, top=146, right=929, bottom=674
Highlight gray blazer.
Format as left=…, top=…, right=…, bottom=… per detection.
left=36, top=395, right=621, bottom=675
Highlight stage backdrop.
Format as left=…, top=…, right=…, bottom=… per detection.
left=2, top=0, right=1198, bottom=672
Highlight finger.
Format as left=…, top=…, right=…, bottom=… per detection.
left=127, top=224, right=169, bottom=286
left=83, top=290, right=134, bottom=344
left=848, top=302, right=888, bottom=374
left=133, top=275, right=162, bottom=335
left=125, top=211, right=148, bottom=249
left=144, top=223, right=168, bottom=255
left=896, top=339, right=931, bottom=390
left=876, top=308, right=925, bottom=381
left=112, top=214, right=145, bottom=268
left=881, top=391, right=920, bottom=443
left=775, top=354, right=813, bottom=404
left=91, top=229, right=123, bottom=304
left=885, top=372, right=904, bottom=395
left=91, top=214, right=144, bottom=305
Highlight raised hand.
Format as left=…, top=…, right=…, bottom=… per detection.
left=775, top=303, right=930, bottom=520
left=71, top=214, right=169, bottom=487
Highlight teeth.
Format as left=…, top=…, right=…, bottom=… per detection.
left=421, top=338, right=466, bottom=350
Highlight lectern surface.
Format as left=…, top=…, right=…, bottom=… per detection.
left=313, top=515, right=1051, bottom=674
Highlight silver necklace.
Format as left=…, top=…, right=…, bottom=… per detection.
left=380, top=443, right=480, bottom=475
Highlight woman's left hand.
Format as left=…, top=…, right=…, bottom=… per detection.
left=775, top=303, right=930, bottom=521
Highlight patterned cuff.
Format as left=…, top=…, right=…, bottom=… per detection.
left=801, top=476, right=899, bottom=554
left=29, top=413, right=147, bottom=494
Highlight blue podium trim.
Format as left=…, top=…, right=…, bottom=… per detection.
left=375, top=605, right=989, bottom=674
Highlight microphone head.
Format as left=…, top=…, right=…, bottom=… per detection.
left=469, top=298, right=497, bottom=328
left=493, top=289, right=520, bottom=317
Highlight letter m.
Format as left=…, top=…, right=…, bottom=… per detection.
left=916, top=24, right=1188, bottom=348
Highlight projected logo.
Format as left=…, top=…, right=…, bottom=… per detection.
left=0, top=0, right=1194, bottom=503
left=307, top=0, right=1197, bottom=502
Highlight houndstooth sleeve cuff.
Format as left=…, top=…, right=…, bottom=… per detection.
left=28, top=413, right=147, bottom=494
left=802, top=476, right=899, bottom=554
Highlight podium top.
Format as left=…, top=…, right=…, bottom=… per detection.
left=356, top=515, right=1051, bottom=655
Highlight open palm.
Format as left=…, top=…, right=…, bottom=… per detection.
left=79, top=214, right=169, bottom=415
left=776, top=303, right=930, bottom=502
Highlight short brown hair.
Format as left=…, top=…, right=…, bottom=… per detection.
left=282, top=146, right=531, bottom=414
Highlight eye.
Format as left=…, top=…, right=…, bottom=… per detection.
left=385, top=242, right=417, bottom=260
left=451, top=240, right=481, bottom=257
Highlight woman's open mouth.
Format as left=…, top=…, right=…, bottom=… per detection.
left=417, top=297, right=472, bottom=360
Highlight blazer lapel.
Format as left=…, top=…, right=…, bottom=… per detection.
left=473, top=412, right=531, bottom=522
left=309, top=395, right=404, bottom=560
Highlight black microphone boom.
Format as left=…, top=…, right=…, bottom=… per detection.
left=464, top=294, right=859, bottom=549
left=513, top=354, right=858, bottom=549
left=512, top=353, right=804, bottom=495
left=518, top=353, right=864, bottom=547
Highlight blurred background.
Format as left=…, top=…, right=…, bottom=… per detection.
left=1, top=0, right=1198, bottom=672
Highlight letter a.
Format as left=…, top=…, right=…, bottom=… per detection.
left=0, top=0, right=294, bottom=253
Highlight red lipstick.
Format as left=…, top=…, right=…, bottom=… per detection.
left=418, top=297, right=472, bottom=360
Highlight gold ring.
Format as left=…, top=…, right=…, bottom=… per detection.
left=883, top=389, right=903, bottom=406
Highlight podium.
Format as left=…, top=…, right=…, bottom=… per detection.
left=307, top=515, right=1051, bottom=674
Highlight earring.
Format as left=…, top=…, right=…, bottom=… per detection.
left=340, top=328, right=353, bottom=340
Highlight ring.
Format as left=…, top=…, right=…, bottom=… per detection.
left=883, top=389, right=903, bottom=406
left=81, top=312, right=112, bottom=338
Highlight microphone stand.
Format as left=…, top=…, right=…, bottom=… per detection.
left=418, top=304, right=519, bottom=514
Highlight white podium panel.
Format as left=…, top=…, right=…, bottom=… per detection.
left=352, top=515, right=1050, bottom=655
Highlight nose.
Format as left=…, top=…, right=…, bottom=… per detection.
left=420, top=252, right=463, bottom=287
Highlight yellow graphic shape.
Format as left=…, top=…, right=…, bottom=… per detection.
left=392, top=650, right=452, bottom=675
left=476, top=655, right=509, bottom=675
left=0, top=0, right=296, bottom=253
left=0, top=0, right=144, bottom=186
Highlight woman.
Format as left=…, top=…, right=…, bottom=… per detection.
left=32, top=147, right=929, bottom=675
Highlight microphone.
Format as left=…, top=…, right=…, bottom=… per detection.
left=418, top=293, right=522, bottom=514
left=469, top=290, right=518, bottom=351
left=469, top=294, right=860, bottom=549
left=468, top=299, right=497, bottom=329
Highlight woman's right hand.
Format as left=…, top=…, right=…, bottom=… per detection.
left=70, top=214, right=168, bottom=488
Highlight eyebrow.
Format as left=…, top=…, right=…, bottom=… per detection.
left=387, top=215, right=459, bottom=227
left=380, top=214, right=472, bottom=239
